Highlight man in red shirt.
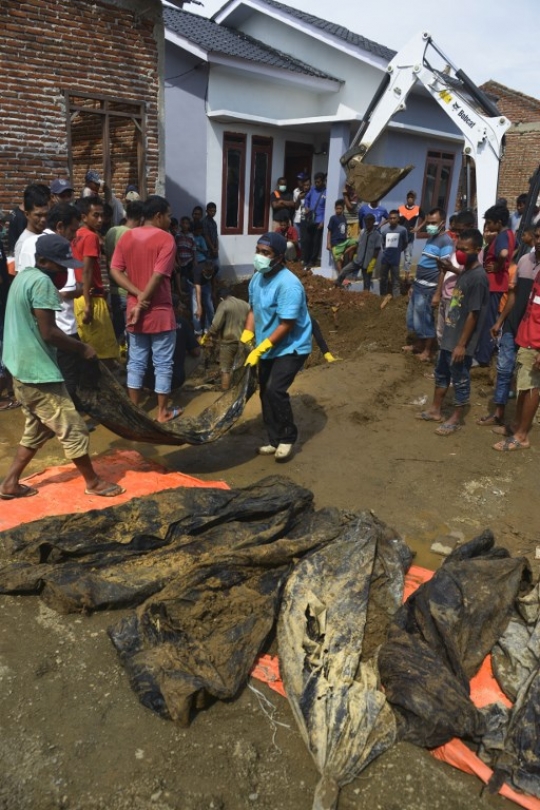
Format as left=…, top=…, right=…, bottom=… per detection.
left=71, top=196, right=118, bottom=361
left=493, top=225, right=540, bottom=451
left=276, top=217, right=300, bottom=262
left=110, top=195, right=178, bottom=423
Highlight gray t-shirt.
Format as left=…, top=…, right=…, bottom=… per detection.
left=355, top=228, right=383, bottom=269
left=441, top=264, right=489, bottom=356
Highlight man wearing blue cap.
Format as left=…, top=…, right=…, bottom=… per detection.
left=0, top=233, right=124, bottom=500
left=241, top=232, right=312, bottom=462
left=50, top=179, right=75, bottom=204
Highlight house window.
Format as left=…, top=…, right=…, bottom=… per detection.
left=249, top=136, right=273, bottom=234
left=65, top=91, right=146, bottom=198
left=222, top=132, right=246, bottom=234
left=421, top=151, right=455, bottom=214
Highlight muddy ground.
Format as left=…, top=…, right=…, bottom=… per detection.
left=1, top=273, right=538, bottom=810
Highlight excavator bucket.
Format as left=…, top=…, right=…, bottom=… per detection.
left=346, top=161, right=414, bottom=203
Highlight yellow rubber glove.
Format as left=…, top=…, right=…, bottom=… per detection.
left=244, top=338, right=273, bottom=367
left=366, top=258, right=377, bottom=275
left=199, top=333, right=208, bottom=346
left=240, top=329, right=255, bottom=344
left=324, top=352, right=339, bottom=363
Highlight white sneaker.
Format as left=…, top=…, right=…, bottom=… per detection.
left=275, top=443, right=293, bottom=462
left=258, top=444, right=277, bottom=455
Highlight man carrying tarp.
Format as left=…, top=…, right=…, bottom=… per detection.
left=0, top=234, right=125, bottom=500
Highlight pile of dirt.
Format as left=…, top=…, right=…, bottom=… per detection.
left=231, top=263, right=410, bottom=364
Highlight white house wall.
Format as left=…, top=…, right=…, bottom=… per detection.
left=237, top=13, right=390, bottom=118
left=207, top=119, right=319, bottom=278
left=164, top=43, right=209, bottom=217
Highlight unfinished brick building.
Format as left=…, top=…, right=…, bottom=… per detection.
left=481, top=80, right=540, bottom=206
left=0, top=0, right=165, bottom=214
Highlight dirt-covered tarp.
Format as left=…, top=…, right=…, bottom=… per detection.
left=2, top=480, right=540, bottom=804
left=278, top=513, right=412, bottom=810
left=75, top=353, right=256, bottom=446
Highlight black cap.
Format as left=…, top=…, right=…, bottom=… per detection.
left=35, top=234, right=83, bottom=269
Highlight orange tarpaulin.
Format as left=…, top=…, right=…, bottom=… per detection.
left=251, top=564, right=540, bottom=810
left=0, top=449, right=229, bottom=533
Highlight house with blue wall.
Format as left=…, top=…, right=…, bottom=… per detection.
left=163, top=0, right=464, bottom=278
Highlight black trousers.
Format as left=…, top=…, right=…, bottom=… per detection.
left=258, top=353, right=308, bottom=447
left=302, top=223, right=323, bottom=266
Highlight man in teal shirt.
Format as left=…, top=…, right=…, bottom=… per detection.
left=0, top=234, right=124, bottom=500
left=242, top=231, right=312, bottom=462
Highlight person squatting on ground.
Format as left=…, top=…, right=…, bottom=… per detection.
left=276, top=217, right=300, bottom=262
left=201, top=288, right=250, bottom=390
left=0, top=234, right=124, bottom=500
left=417, top=229, right=488, bottom=436
left=241, top=232, right=312, bottom=462
left=477, top=225, right=540, bottom=432
left=334, top=213, right=382, bottom=291
left=110, top=195, right=179, bottom=423
left=405, top=208, right=453, bottom=362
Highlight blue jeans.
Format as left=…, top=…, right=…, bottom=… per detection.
left=127, top=330, right=176, bottom=394
left=407, top=283, right=437, bottom=339
left=187, top=280, right=214, bottom=334
left=434, top=349, right=473, bottom=407
left=493, top=331, right=518, bottom=405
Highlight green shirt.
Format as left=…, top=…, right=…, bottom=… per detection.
left=3, top=267, right=64, bottom=384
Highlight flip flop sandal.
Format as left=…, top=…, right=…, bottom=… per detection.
left=415, top=411, right=443, bottom=422
left=0, top=484, right=38, bottom=500
left=493, top=437, right=530, bottom=452
left=84, top=483, right=126, bottom=497
left=435, top=423, right=461, bottom=436
left=154, top=406, right=183, bottom=423
left=0, top=399, right=21, bottom=411
left=476, top=415, right=503, bottom=426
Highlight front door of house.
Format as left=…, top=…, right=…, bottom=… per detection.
left=284, top=141, right=314, bottom=189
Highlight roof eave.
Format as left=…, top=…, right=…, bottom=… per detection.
left=208, top=53, right=341, bottom=91
left=213, top=0, right=390, bottom=71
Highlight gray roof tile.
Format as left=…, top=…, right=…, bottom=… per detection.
left=231, top=0, right=396, bottom=62
left=164, top=7, right=340, bottom=81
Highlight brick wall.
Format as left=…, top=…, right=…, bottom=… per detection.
left=0, top=0, right=163, bottom=214
left=481, top=81, right=540, bottom=204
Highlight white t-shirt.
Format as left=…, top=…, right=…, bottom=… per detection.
left=293, top=187, right=304, bottom=225
left=14, top=229, right=39, bottom=273
left=55, top=267, right=78, bottom=335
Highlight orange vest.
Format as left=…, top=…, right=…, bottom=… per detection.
left=398, top=204, right=420, bottom=221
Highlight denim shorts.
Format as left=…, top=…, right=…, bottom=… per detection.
left=127, top=330, right=176, bottom=394
left=406, top=283, right=437, bottom=339
left=434, top=349, right=473, bottom=407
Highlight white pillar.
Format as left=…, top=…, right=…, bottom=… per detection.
left=319, top=122, right=350, bottom=278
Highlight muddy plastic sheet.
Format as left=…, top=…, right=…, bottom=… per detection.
left=76, top=355, right=257, bottom=446
left=277, top=513, right=413, bottom=810
left=378, top=531, right=530, bottom=750
left=486, top=584, right=540, bottom=797
left=0, top=450, right=229, bottom=533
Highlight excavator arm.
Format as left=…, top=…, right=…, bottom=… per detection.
left=342, top=31, right=511, bottom=218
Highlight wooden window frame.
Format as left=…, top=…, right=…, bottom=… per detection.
left=221, top=132, right=246, bottom=235
left=248, top=136, right=273, bottom=235
left=419, top=150, right=455, bottom=234
left=64, top=90, right=147, bottom=197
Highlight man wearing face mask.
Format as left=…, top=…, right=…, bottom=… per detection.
left=417, top=228, right=488, bottom=435
left=0, top=233, right=125, bottom=500
left=271, top=177, right=295, bottom=231
left=405, top=207, right=453, bottom=362
left=241, top=232, right=312, bottom=462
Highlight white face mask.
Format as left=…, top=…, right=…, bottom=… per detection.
left=426, top=224, right=441, bottom=236
left=253, top=254, right=273, bottom=274
left=278, top=185, right=287, bottom=192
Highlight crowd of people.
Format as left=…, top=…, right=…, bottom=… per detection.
left=1, top=167, right=539, bottom=500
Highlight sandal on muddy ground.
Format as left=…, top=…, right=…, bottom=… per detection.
left=476, top=414, right=503, bottom=427
left=492, top=437, right=530, bottom=452
left=435, top=422, right=461, bottom=436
